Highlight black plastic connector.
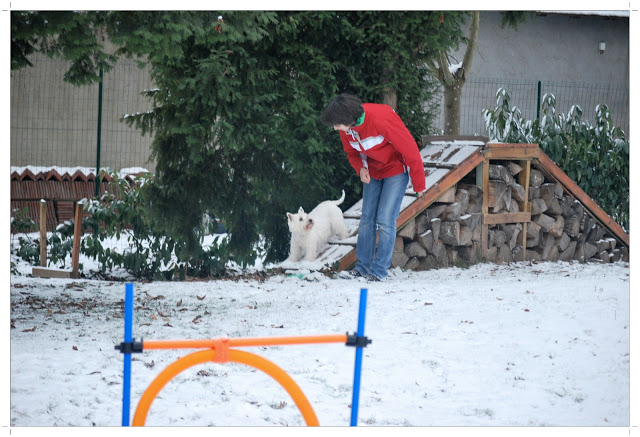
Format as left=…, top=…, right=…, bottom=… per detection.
left=115, top=338, right=144, bottom=354
left=345, top=332, right=372, bottom=348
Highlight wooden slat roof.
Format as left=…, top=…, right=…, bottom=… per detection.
left=319, top=139, right=487, bottom=271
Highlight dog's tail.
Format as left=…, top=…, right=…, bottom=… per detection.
left=333, top=189, right=346, bottom=206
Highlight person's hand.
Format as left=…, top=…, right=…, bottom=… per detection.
left=360, top=168, right=371, bottom=184
left=417, top=190, right=426, bottom=198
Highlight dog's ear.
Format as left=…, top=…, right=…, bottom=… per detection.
left=305, top=218, right=314, bottom=230
left=298, top=207, right=305, bottom=214
left=287, top=213, right=293, bottom=221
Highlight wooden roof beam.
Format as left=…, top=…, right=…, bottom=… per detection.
left=537, top=151, right=629, bottom=247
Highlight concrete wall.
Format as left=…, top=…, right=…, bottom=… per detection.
left=434, top=11, right=629, bottom=136
left=458, top=11, right=628, bottom=83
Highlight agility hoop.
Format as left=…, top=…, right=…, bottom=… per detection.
left=116, top=284, right=371, bottom=426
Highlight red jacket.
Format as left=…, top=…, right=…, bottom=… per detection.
left=339, top=103, right=426, bottom=193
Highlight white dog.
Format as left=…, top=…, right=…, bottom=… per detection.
left=286, top=190, right=349, bottom=262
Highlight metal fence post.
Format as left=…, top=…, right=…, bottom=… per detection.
left=536, top=80, right=542, bottom=120
left=95, top=65, right=104, bottom=198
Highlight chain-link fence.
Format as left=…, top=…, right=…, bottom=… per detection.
left=10, top=55, right=155, bottom=175
left=432, top=77, right=630, bottom=138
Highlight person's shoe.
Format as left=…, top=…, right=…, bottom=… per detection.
left=349, top=269, right=365, bottom=278
left=337, top=269, right=364, bottom=279
left=365, top=273, right=385, bottom=282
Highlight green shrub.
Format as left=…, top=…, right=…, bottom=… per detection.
left=11, top=207, right=40, bottom=265
left=12, top=172, right=230, bottom=280
left=79, top=172, right=230, bottom=280
left=483, top=89, right=629, bottom=230
left=11, top=207, right=38, bottom=234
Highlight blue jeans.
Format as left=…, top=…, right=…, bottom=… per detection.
left=354, top=171, right=409, bottom=279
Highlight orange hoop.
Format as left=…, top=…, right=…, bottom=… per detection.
left=131, top=348, right=319, bottom=426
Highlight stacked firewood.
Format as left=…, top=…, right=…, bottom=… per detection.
left=392, top=162, right=629, bottom=270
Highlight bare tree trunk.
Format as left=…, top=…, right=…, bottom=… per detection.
left=382, top=87, right=398, bottom=111
left=426, top=11, right=480, bottom=136
left=444, top=82, right=464, bottom=135
left=381, top=63, right=398, bottom=111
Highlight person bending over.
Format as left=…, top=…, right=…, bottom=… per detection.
left=320, top=94, right=426, bottom=281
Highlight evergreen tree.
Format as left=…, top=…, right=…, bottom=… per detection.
left=331, top=11, right=467, bottom=135
left=11, top=10, right=116, bottom=84
left=12, top=10, right=469, bottom=267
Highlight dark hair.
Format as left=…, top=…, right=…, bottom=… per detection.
left=319, top=94, right=364, bottom=127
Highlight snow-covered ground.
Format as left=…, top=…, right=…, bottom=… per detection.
left=8, top=240, right=632, bottom=429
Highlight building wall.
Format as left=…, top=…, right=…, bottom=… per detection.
left=461, top=11, right=628, bottom=83
left=434, top=11, right=630, bottom=136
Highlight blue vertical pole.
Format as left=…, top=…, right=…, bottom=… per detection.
left=350, top=288, right=368, bottom=426
left=122, top=283, right=134, bottom=426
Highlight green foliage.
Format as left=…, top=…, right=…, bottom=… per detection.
left=79, top=172, right=230, bottom=279
left=11, top=207, right=37, bottom=234
left=11, top=11, right=116, bottom=84
left=11, top=11, right=469, bottom=266
left=499, top=11, right=531, bottom=30
left=332, top=11, right=467, bottom=134
left=46, top=221, right=75, bottom=268
left=10, top=206, right=75, bottom=267
left=15, top=236, right=40, bottom=265
left=483, top=89, right=629, bottom=230
left=12, top=172, right=230, bottom=279
left=11, top=207, right=40, bottom=265
left=113, top=11, right=468, bottom=264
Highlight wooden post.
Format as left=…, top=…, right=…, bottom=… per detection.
left=71, top=202, right=83, bottom=278
left=518, top=160, right=531, bottom=260
left=32, top=201, right=81, bottom=279
left=481, top=157, right=490, bottom=258
left=39, top=200, right=47, bottom=267
left=475, top=162, right=483, bottom=187
left=538, top=151, right=629, bottom=247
